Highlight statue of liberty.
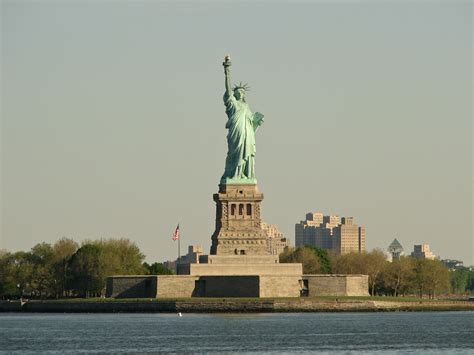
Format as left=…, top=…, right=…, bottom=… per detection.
left=221, top=56, right=264, bottom=184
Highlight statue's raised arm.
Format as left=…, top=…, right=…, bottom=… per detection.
left=223, top=55, right=232, bottom=97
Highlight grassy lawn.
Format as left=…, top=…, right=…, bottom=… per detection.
left=306, top=296, right=428, bottom=302
left=24, top=295, right=469, bottom=303
left=29, top=297, right=273, bottom=303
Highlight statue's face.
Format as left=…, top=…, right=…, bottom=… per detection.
left=234, top=88, right=246, bottom=101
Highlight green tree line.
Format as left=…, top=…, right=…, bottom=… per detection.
left=280, top=246, right=474, bottom=298
left=0, top=238, right=172, bottom=299
left=2, top=240, right=471, bottom=299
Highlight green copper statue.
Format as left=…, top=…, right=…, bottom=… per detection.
left=221, top=55, right=264, bottom=184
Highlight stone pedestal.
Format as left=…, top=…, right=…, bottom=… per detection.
left=210, top=184, right=268, bottom=255
left=188, top=262, right=302, bottom=277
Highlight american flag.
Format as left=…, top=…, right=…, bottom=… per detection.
left=172, top=224, right=180, bottom=241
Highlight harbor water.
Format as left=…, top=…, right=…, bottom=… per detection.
left=0, top=311, right=473, bottom=353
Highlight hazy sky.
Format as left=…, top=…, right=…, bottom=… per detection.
left=1, top=1, right=472, bottom=264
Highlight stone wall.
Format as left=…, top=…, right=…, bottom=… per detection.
left=206, top=255, right=279, bottom=264
left=189, top=263, right=302, bottom=276
left=304, top=274, right=369, bottom=296
left=156, top=276, right=199, bottom=298
left=259, top=275, right=302, bottom=298
left=106, top=274, right=301, bottom=298
left=106, top=273, right=366, bottom=299
left=106, top=276, right=158, bottom=298
left=306, top=275, right=344, bottom=296
left=199, top=276, right=260, bottom=297
left=178, top=255, right=281, bottom=274
left=345, top=275, right=370, bottom=296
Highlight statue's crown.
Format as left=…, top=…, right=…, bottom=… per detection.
left=233, top=82, right=250, bottom=91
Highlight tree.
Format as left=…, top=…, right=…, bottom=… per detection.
left=413, top=258, right=450, bottom=299
left=330, top=250, right=388, bottom=296
left=280, top=247, right=323, bottom=274
left=8, top=251, right=34, bottom=297
left=144, top=262, right=173, bottom=275
left=52, top=238, right=78, bottom=297
left=29, top=243, right=55, bottom=298
left=0, top=251, right=17, bottom=298
left=99, top=238, right=145, bottom=275
left=381, top=256, right=415, bottom=296
left=331, top=252, right=365, bottom=274
left=68, top=244, right=106, bottom=297
left=413, top=258, right=428, bottom=298
left=68, top=238, right=145, bottom=297
left=80, top=238, right=145, bottom=277
left=468, top=270, right=474, bottom=292
left=305, top=246, right=332, bottom=273
left=450, top=268, right=470, bottom=294
left=365, top=249, right=389, bottom=296
left=424, top=259, right=450, bottom=299
left=1, top=237, right=146, bottom=299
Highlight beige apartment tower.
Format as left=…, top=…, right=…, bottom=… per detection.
left=295, top=213, right=366, bottom=254
left=261, top=222, right=289, bottom=255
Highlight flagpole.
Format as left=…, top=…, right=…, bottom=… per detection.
left=176, top=224, right=180, bottom=274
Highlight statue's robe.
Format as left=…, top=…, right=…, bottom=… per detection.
left=222, top=92, right=258, bottom=180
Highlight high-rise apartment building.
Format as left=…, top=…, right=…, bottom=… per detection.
left=295, top=212, right=326, bottom=247
left=411, top=244, right=436, bottom=260
left=295, top=212, right=366, bottom=254
left=262, top=222, right=289, bottom=255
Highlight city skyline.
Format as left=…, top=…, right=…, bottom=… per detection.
left=2, top=1, right=472, bottom=264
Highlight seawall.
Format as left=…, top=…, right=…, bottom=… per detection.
left=1, top=299, right=473, bottom=313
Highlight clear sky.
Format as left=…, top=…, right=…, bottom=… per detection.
left=1, top=1, right=472, bottom=264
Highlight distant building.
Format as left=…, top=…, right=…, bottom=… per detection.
left=411, top=244, right=436, bottom=260
left=163, top=260, right=176, bottom=273
left=180, top=245, right=204, bottom=264
left=164, top=245, right=204, bottom=273
left=261, top=222, right=289, bottom=255
left=295, top=212, right=366, bottom=254
left=441, top=259, right=464, bottom=270
left=387, top=238, right=404, bottom=261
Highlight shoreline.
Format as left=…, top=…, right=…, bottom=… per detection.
left=1, top=298, right=473, bottom=313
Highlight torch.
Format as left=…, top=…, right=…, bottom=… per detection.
left=223, top=55, right=232, bottom=68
